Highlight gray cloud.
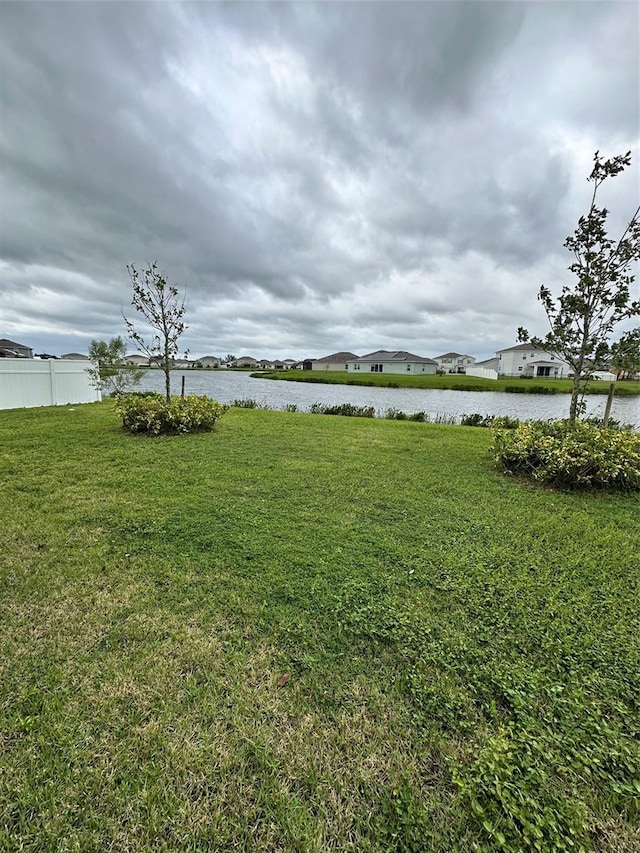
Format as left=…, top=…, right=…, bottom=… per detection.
left=1, top=1, right=638, bottom=361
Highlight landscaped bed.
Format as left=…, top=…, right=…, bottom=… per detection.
left=1, top=402, right=638, bottom=851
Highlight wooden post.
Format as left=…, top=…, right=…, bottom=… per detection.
left=602, top=380, right=616, bottom=427
left=181, top=375, right=185, bottom=398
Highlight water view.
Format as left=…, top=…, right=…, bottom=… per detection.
left=139, top=370, right=640, bottom=426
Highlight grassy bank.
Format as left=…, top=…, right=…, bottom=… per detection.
left=2, top=402, right=639, bottom=851
left=255, top=369, right=640, bottom=396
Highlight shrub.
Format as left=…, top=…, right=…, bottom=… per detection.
left=491, top=420, right=640, bottom=491
left=461, top=413, right=520, bottom=429
left=309, top=402, right=375, bottom=418
left=115, top=394, right=228, bottom=435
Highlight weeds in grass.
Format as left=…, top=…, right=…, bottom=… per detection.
left=1, top=404, right=638, bottom=851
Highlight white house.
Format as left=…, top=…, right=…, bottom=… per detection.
left=347, top=350, right=438, bottom=375
left=432, top=352, right=476, bottom=373
left=196, top=355, right=221, bottom=368
left=123, top=354, right=149, bottom=366
left=496, top=343, right=571, bottom=378
left=311, top=352, right=360, bottom=371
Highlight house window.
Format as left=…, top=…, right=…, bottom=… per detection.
left=407, top=365, right=411, bottom=371
left=523, top=354, right=527, bottom=359
left=518, top=366, right=523, bottom=371
left=550, top=356, right=555, bottom=360
left=370, top=363, right=383, bottom=372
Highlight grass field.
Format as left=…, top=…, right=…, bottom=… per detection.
left=1, top=402, right=639, bottom=851
left=256, top=370, right=640, bottom=396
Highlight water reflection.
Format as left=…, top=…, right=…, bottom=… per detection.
left=138, top=370, right=640, bottom=426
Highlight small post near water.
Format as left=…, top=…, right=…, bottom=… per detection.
left=181, top=375, right=185, bottom=398
left=602, top=380, right=616, bottom=428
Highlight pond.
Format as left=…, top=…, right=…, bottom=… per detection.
left=137, top=370, right=640, bottom=427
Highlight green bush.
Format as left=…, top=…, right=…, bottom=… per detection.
left=115, top=394, right=228, bottom=435
left=492, top=420, right=640, bottom=491
left=309, top=402, right=375, bottom=418
left=461, top=413, right=520, bottom=428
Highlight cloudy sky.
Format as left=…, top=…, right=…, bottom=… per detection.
left=1, top=1, right=638, bottom=361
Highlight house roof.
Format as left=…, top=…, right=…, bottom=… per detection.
left=0, top=338, right=29, bottom=349
left=314, top=351, right=360, bottom=362
left=355, top=350, right=437, bottom=364
left=496, top=343, right=551, bottom=354
left=434, top=352, right=469, bottom=360
left=61, top=352, right=89, bottom=359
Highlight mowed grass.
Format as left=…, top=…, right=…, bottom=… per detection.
left=1, top=402, right=639, bottom=852
left=258, top=369, right=640, bottom=396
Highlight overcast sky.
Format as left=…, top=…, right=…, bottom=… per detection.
left=1, top=1, right=638, bottom=361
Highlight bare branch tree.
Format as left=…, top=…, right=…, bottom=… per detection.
left=124, top=262, right=188, bottom=402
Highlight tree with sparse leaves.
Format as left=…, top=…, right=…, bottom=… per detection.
left=87, top=335, right=146, bottom=396
left=518, top=151, right=640, bottom=422
left=124, top=262, right=188, bottom=402
left=610, top=327, right=640, bottom=380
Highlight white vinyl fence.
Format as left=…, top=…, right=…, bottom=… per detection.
left=0, top=359, right=102, bottom=410
left=466, top=366, right=498, bottom=380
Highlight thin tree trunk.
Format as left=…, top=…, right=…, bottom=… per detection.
left=569, top=371, right=582, bottom=423
left=602, top=380, right=616, bottom=427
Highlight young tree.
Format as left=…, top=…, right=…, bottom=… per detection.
left=610, top=327, right=640, bottom=380
left=518, top=151, right=640, bottom=422
left=124, top=262, right=188, bottom=402
left=87, top=335, right=146, bottom=396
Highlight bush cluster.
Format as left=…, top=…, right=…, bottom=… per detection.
left=309, top=402, right=375, bottom=418
left=492, top=419, right=640, bottom=491
left=115, top=393, right=228, bottom=435
left=461, top=413, right=520, bottom=428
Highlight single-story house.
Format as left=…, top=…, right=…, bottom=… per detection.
left=123, top=354, right=149, bottom=366
left=496, top=343, right=571, bottom=378
left=347, top=350, right=438, bottom=375
left=0, top=338, right=33, bottom=358
left=61, top=352, right=90, bottom=361
left=256, top=359, right=274, bottom=370
left=432, top=352, right=476, bottom=373
left=311, top=352, right=360, bottom=371
left=196, top=356, right=222, bottom=368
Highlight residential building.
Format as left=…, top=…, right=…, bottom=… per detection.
left=347, top=350, right=438, bottom=375
left=61, top=352, right=90, bottom=361
left=496, top=343, right=571, bottom=378
left=233, top=356, right=258, bottom=368
left=311, top=352, right=360, bottom=371
left=196, top=356, right=222, bottom=368
left=432, top=352, right=476, bottom=373
left=0, top=338, right=33, bottom=358
left=123, top=354, right=149, bottom=366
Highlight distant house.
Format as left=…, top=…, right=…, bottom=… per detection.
left=0, top=338, right=33, bottom=359
left=123, top=354, right=149, bottom=366
left=432, top=352, right=475, bottom=373
left=61, top=352, right=90, bottom=361
left=196, top=356, right=221, bottom=368
left=311, top=352, right=360, bottom=372
left=474, top=357, right=499, bottom=372
left=256, top=359, right=274, bottom=370
left=234, top=356, right=258, bottom=368
left=497, top=343, right=571, bottom=378
left=347, top=350, right=438, bottom=375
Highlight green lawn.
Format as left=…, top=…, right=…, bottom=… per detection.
left=1, top=402, right=639, bottom=852
left=256, top=369, right=640, bottom=396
